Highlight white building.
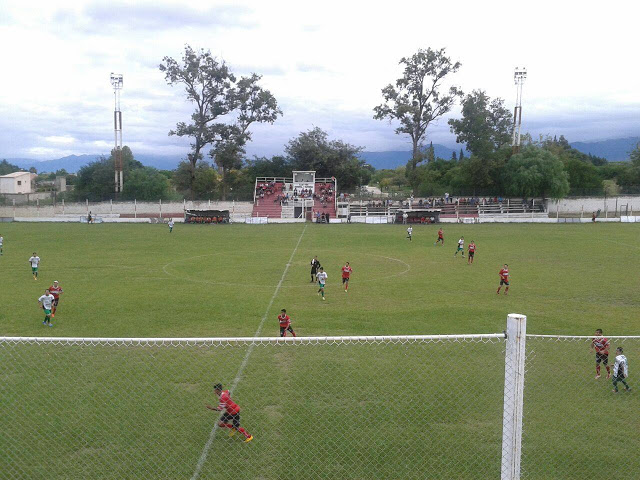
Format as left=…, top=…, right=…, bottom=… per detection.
left=0, top=171, right=36, bottom=194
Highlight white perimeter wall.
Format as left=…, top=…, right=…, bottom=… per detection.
left=0, top=200, right=254, bottom=218
left=548, top=196, right=639, bottom=214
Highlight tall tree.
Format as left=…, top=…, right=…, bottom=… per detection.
left=160, top=45, right=281, bottom=199
left=503, top=146, right=569, bottom=199
left=427, top=141, right=435, bottom=163
left=0, top=159, right=21, bottom=175
left=159, top=46, right=234, bottom=197
left=374, top=47, right=462, bottom=173
left=448, top=90, right=512, bottom=158
left=172, top=161, right=220, bottom=199
left=285, top=127, right=370, bottom=190
left=73, top=147, right=142, bottom=201
left=210, top=73, right=281, bottom=199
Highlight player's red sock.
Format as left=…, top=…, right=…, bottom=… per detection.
left=292, top=331, right=297, bottom=337
left=605, top=365, right=610, bottom=374
left=596, top=365, right=601, bottom=375
left=219, top=422, right=233, bottom=429
left=237, top=427, right=251, bottom=438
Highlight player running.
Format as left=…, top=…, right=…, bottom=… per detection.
left=406, top=226, right=413, bottom=241
left=612, top=347, right=631, bottom=393
left=341, top=262, right=353, bottom=292
left=278, top=309, right=297, bottom=337
left=0, top=233, right=3, bottom=255
left=206, top=384, right=253, bottom=442
left=168, top=219, right=174, bottom=233
left=467, top=241, right=476, bottom=264
left=310, top=256, right=321, bottom=283
left=591, top=329, right=611, bottom=379
left=497, top=264, right=510, bottom=295
left=29, top=252, right=40, bottom=280
left=38, top=289, right=55, bottom=326
left=454, top=237, right=465, bottom=257
left=48, top=280, right=64, bottom=318
left=434, top=228, right=444, bottom=246
left=316, top=267, right=328, bottom=301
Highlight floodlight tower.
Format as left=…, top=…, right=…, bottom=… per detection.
left=511, top=67, right=527, bottom=154
left=110, top=73, right=124, bottom=193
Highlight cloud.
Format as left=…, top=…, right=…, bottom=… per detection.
left=296, top=63, right=331, bottom=74
left=44, top=135, right=76, bottom=144
left=53, top=2, right=255, bottom=33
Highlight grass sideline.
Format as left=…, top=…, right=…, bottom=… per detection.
left=1, top=222, right=639, bottom=479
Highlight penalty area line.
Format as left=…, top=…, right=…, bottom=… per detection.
left=190, top=224, right=308, bottom=480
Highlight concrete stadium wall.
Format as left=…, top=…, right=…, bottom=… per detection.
left=548, top=196, right=639, bottom=215
left=0, top=200, right=254, bottom=218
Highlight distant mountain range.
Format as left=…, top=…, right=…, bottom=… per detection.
left=570, top=137, right=639, bottom=161
left=4, top=154, right=184, bottom=174
left=3, top=137, right=638, bottom=173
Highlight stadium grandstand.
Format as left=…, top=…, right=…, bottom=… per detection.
left=252, top=171, right=337, bottom=220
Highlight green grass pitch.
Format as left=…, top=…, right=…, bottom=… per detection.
left=1, top=222, right=639, bottom=479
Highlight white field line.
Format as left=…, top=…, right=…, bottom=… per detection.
left=190, top=224, right=308, bottom=480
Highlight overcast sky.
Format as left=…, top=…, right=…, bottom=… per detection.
left=1, top=0, right=639, bottom=160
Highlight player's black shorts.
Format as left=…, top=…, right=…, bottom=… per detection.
left=311, top=268, right=317, bottom=275
left=53, top=298, right=59, bottom=306
left=342, top=277, right=349, bottom=284
left=595, top=353, right=609, bottom=365
left=220, top=412, right=241, bottom=428
left=500, top=279, right=509, bottom=286
left=468, top=251, right=474, bottom=258
left=280, top=325, right=294, bottom=337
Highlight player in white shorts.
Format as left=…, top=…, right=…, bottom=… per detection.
left=316, top=267, right=328, bottom=301
left=38, top=289, right=55, bottom=326
left=29, top=252, right=41, bottom=280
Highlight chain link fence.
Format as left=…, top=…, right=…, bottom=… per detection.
left=522, top=335, right=639, bottom=479
left=1, top=331, right=637, bottom=479
left=1, top=335, right=506, bottom=479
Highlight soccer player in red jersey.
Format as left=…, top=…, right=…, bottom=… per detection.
left=341, top=262, right=353, bottom=292
left=48, top=280, right=63, bottom=317
left=590, top=329, right=611, bottom=379
left=435, top=228, right=444, bottom=246
left=206, top=383, right=253, bottom=442
left=467, top=241, right=476, bottom=265
left=497, top=264, right=509, bottom=295
left=278, top=309, right=296, bottom=337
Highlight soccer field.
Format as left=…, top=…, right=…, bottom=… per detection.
left=1, top=223, right=639, bottom=479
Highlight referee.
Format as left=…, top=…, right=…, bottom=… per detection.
left=310, top=256, right=321, bottom=283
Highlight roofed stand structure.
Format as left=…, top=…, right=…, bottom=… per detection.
left=252, top=171, right=336, bottom=221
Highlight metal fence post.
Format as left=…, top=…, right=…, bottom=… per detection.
left=501, top=313, right=527, bottom=480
